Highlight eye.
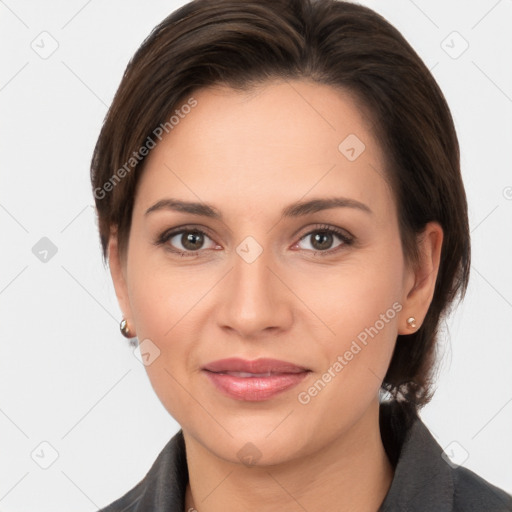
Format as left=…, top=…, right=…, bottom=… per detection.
left=156, top=227, right=219, bottom=255
left=294, top=226, right=353, bottom=253
left=156, top=224, right=353, bottom=257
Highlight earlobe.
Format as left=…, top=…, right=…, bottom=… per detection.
left=108, top=233, right=137, bottom=338
left=398, top=222, right=443, bottom=335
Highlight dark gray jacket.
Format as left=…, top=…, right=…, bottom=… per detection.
left=99, top=402, right=512, bottom=511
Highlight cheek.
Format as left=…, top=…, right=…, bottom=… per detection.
left=127, top=249, right=211, bottom=339
left=291, top=247, right=403, bottom=406
left=125, top=250, right=219, bottom=412
left=125, top=267, right=199, bottom=422
left=294, top=244, right=404, bottom=343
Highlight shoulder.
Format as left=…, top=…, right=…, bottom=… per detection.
left=452, top=465, right=512, bottom=511
left=97, top=430, right=188, bottom=512
left=99, top=481, right=144, bottom=512
left=379, top=401, right=512, bottom=512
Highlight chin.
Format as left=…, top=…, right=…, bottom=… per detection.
left=212, top=431, right=306, bottom=467
left=185, top=410, right=318, bottom=466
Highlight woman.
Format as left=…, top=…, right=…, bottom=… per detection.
left=91, top=0, right=512, bottom=510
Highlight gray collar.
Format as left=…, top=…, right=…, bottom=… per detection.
left=378, top=409, right=453, bottom=511
left=105, top=402, right=511, bottom=511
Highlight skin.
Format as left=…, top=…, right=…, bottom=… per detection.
left=109, top=80, right=443, bottom=512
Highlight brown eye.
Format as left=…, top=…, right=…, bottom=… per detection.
left=181, top=231, right=205, bottom=250
left=298, top=230, right=344, bottom=252
left=311, top=231, right=334, bottom=250
left=164, top=229, right=218, bottom=253
left=294, top=226, right=354, bottom=254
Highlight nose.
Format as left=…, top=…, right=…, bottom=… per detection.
left=215, top=246, right=294, bottom=340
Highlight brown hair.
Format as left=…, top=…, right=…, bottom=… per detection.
left=91, top=0, right=470, bottom=412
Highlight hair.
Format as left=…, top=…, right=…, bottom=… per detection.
left=91, top=0, right=470, bottom=414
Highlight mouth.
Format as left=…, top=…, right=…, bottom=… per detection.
left=202, top=358, right=311, bottom=401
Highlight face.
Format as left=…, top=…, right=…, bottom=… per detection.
left=110, top=80, right=440, bottom=466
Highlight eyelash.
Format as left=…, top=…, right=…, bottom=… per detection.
left=154, top=223, right=355, bottom=258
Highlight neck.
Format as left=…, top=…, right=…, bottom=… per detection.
left=184, top=401, right=393, bottom=512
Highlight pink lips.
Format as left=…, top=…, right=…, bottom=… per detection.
left=202, top=357, right=310, bottom=401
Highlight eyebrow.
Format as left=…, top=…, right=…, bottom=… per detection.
left=282, top=197, right=372, bottom=217
left=145, top=198, right=221, bottom=218
left=144, top=196, right=372, bottom=219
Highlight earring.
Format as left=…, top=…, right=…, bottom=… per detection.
left=120, top=318, right=132, bottom=338
left=406, top=317, right=417, bottom=329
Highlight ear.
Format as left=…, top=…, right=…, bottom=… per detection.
left=108, top=232, right=137, bottom=338
left=398, top=222, right=443, bottom=335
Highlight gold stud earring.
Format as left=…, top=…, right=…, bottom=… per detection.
left=406, top=317, right=417, bottom=329
left=120, top=318, right=132, bottom=338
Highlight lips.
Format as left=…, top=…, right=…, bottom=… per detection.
left=203, top=357, right=309, bottom=375
left=202, top=358, right=310, bottom=401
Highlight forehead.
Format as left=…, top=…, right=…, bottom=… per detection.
left=136, top=80, right=393, bottom=218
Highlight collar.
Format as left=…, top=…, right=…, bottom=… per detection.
left=131, top=402, right=455, bottom=511
left=378, top=401, right=454, bottom=511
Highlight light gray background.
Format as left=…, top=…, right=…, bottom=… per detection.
left=1, top=0, right=511, bottom=510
